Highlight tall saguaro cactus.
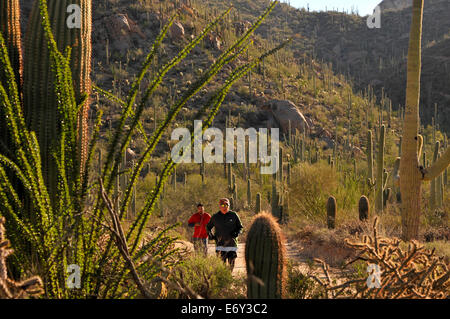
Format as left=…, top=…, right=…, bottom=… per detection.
left=23, top=0, right=92, bottom=194
left=0, top=0, right=22, bottom=89
left=375, top=125, right=388, bottom=213
left=0, top=0, right=23, bottom=151
left=400, top=0, right=450, bottom=240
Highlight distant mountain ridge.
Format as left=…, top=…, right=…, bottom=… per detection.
left=378, top=0, right=412, bottom=12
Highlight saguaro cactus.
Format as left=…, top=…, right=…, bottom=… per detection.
left=0, top=0, right=22, bottom=89
left=21, top=0, right=92, bottom=197
left=367, top=130, right=375, bottom=187
left=400, top=0, right=450, bottom=240
left=326, top=196, right=337, bottom=229
left=247, top=179, right=252, bottom=207
left=430, top=141, right=440, bottom=211
left=358, top=195, right=370, bottom=221
left=255, top=193, right=261, bottom=214
left=245, top=212, right=286, bottom=299
left=0, top=0, right=22, bottom=152
left=375, top=125, right=387, bottom=213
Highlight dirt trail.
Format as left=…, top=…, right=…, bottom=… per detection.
left=207, top=242, right=352, bottom=282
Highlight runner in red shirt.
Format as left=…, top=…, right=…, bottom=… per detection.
left=188, top=203, right=211, bottom=256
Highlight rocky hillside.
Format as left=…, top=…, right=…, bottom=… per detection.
left=16, top=0, right=448, bottom=148
left=201, top=0, right=450, bottom=133
left=379, top=0, right=412, bottom=12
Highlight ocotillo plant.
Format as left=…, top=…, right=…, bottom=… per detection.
left=326, top=196, right=337, bottom=229
left=358, top=195, right=370, bottom=221
left=245, top=212, right=286, bottom=299
left=400, top=0, right=450, bottom=240
left=0, top=0, right=92, bottom=207
left=0, top=0, right=284, bottom=297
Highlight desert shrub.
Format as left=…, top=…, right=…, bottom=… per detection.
left=285, top=261, right=325, bottom=299
left=288, top=163, right=338, bottom=225
left=167, top=255, right=246, bottom=299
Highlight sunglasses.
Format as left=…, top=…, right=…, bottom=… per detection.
left=220, top=204, right=229, bottom=207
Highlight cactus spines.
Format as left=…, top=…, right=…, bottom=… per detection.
left=23, top=0, right=92, bottom=196
left=245, top=212, right=286, bottom=299
left=326, top=196, right=337, bottom=229
left=0, top=0, right=22, bottom=89
left=255, top=193, right=261, bottom=214
left=358, top=195, right=370, bottom=221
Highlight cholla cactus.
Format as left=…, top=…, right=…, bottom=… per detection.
left=314, top=217, right=450, bottom=298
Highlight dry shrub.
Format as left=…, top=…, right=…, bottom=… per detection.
left=312, top=217, right=450, bottom=299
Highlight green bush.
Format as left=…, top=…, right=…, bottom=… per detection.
left=167, top=255, right=246, bottom=299
left=285, top=261, right=325, bottom=299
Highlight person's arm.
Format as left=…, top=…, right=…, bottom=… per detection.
left=206, top=217, right=215, bottom=240
left=188, top=214, right=197, bottom=227
left=231, top=213, right=243, bottom=238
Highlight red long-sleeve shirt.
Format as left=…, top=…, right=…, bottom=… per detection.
left=188, top=212, right=211, bottom=238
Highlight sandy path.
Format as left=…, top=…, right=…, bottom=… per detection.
left=207, top=242, right=352, bottom=282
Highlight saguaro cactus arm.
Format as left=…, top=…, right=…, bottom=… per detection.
left=422, top=147, right=450, bottom=181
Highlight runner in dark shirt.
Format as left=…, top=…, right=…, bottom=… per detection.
left=206, top=198, right=243, bottom=270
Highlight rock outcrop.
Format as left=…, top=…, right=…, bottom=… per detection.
left=265, top=100, right=309, bottom=135
left=170, top=21, right=185, bottom=40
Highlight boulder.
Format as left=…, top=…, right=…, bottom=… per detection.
left=106, top=14, right=144, bottom=53
left=265, top=100, right=309, bottom=134
left=206, top=34, right=222, bottom=50
left=170, top=21, right=185, bottom=40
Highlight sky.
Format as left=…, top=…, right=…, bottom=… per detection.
left=286, top=0, right=383, bottom=16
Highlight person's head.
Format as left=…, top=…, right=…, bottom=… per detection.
left=197, top=203, right=204, bottom=213
left=219, top=198, right=230, bottom=214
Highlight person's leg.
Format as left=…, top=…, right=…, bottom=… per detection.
left=193, top=238, right=201, bottom=254
left=201, top=238, right=208, bottom=256
left=217, top=251, right=227, bottom=263
left=226, top=251, right=237, bottom=271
